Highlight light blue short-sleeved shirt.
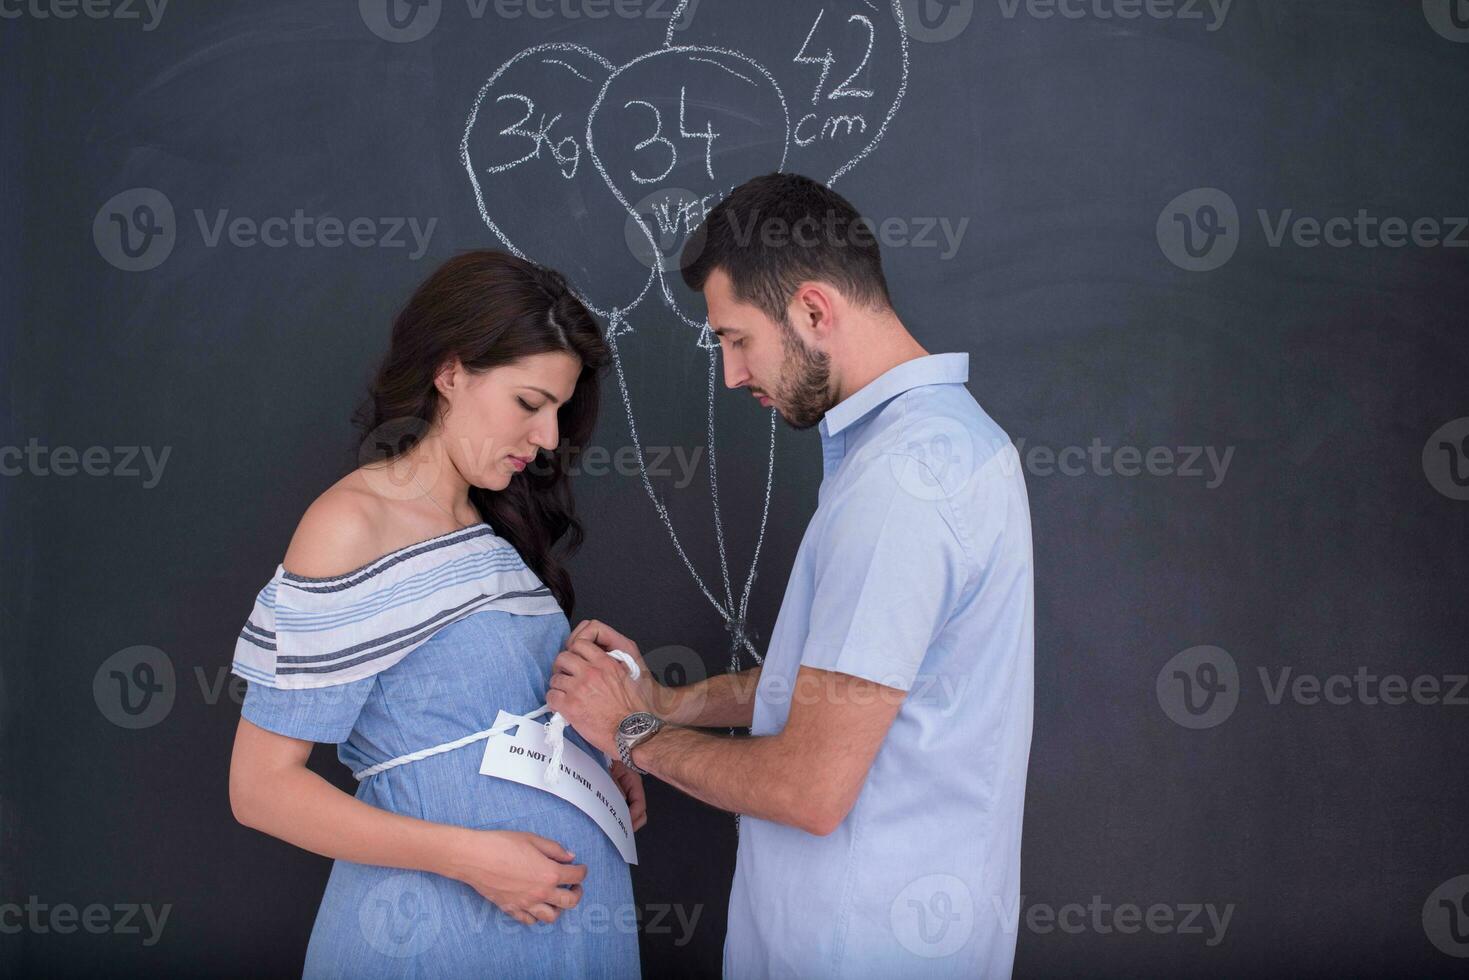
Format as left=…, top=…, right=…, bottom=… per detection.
left=723, top=353, right=1035, bottom=980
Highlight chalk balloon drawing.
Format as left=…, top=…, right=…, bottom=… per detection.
left=460, top=2, right=910, bottom=670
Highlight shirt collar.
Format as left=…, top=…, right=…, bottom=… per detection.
left=818, top=352, right=970, bottom=439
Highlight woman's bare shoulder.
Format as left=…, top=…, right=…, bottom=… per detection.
left=281, top=473, right=390, bottom=579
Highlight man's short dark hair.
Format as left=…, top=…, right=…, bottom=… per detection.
left=680, top=172, right=893, bottom=325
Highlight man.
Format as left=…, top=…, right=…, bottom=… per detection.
left=546, top=172, right=1035, bottom=978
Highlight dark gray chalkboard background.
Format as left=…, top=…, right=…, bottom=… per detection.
left=3, top=1, right=1467, bottom=977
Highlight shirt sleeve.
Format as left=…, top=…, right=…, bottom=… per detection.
left=798, top=455, right=975, bottom=692
left=230, top=579, right=374, bottom=744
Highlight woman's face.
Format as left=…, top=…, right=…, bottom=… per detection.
left=437, top=351, right=582, bottom=492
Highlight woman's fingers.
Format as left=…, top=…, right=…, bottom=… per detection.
left=572, top=619, right=640, bottom=658
left=527, top=834, right=576, bottom=863
left=565, top=637, right=610, bottom=665
left=550, top=883, right=584, bottom=909
left=555, top=860, right=589, bottom=886
left=629, top=784, right=647, bottom=829
left=527, top=902, right=560, bottom=924
left=610, top=762, right=648, bottom=829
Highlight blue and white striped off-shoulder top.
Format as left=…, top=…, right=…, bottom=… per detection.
left=230, top=522, right=563, bottom=690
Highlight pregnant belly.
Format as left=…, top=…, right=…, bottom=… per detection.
left=356, top=731, right=616, bottom=837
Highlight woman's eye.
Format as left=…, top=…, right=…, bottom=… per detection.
left=517, top=398, right=539, bottom=413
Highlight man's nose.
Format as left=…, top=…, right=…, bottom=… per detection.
left=722, top=349, right=749, bottom=390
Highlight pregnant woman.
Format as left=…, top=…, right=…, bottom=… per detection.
left=227, top=250, right=644, bottom=978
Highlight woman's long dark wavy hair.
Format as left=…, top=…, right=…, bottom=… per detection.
left=351, top=250, right=609, bottom=617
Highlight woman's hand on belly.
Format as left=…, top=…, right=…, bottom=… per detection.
left=438, top=828, right=588, bottom=927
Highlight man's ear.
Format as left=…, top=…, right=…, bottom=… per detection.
left=791, top=281, right=837, bottom=342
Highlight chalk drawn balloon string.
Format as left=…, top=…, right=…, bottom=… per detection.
left=605, top=312, right=769, bottom=664
left=735, top=406, right=776, bottom=672
left=705, top=346, right=735, bottom=615
left=704, top=338, right=774, bottom=668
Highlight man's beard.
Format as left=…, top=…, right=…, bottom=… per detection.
left=770, top=315, right=835, bottom=430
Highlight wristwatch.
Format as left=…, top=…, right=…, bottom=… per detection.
left=615, top=712, right=663, bottom=775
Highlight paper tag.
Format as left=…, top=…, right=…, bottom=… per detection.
left=478, top=710, right=637, bottom=864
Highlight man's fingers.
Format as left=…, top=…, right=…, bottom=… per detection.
left=552, top=651, right=584, bottom=677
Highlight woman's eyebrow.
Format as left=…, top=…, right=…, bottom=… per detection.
left=519, top=386, right=562, bottom=405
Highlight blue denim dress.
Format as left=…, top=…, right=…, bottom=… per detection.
left=231, top=523, right=640, bottom=978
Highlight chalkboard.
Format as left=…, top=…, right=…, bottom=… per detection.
left=2, top=1, right=1467, bottom=977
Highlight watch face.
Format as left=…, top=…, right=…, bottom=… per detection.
left=618, top=713, right=656, bottom=738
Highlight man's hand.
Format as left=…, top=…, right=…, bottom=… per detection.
left=566, top=619, right=683, bottom=718
left=547, top=634, right=656, bottom=757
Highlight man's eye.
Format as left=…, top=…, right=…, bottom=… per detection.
left=732, top=338, right=745, bottom=349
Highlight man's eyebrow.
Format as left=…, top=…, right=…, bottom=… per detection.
left=519, top=386, right=563, bottom=405
left=710, top=325, right=740, bottom=337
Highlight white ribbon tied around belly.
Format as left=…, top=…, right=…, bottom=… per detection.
left=350, top=649, right=641, bottom=784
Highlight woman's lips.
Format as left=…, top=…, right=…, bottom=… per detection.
left=508, top=454, right=531, bottom=471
